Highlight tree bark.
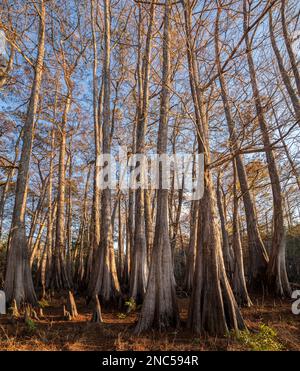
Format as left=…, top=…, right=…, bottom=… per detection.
left=232, top=160, right=252, bottom=307
left=118, top=197, right=125, bottom=283
left=135, top=0, right=179, bottom=333
left=88, top=0, right=121, bottom=306
left=87, top=0, right=101, bottom=286
left=91, top=295, right=103, bottom=323
left=215, top=6, right=268, bottom=288
left=216, top=171, right=233, bottom=278
left=244, top=1, right=291, bottom=297
left=183, top=0, right=246, bottom=335
left=51, top=87, right=72, bottom=290
left=66, top=290, right=78, bottom=319
left=4, top=0, right=45, bottom=306
left=144, top=189, right=153, bottom=265
left=130, top=3, right=155, bottom=303
left=183, top=199, right=198, bottom=293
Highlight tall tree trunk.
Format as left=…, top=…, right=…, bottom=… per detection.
left=130, top=3, right=155, bottom=303
left=42, top=126, right=54, bottom=296
left=170, top=181, right=184, bottom=256
left=88, top=0, right=120, bottom=305
left=87, top=0, right=101, bottom=286
left=244, top=1, right=291, bottom=297
left=216, top=171, right=233, bottom=278
left=183, top=0, right=245, bottom=335
left=135, top=0, right=180, bottom=333
left=30, top=214, right=47, bottom=273
left=51, top=88, right=72, bottom=290
left=4, top=0, right=45, bottom=306
left=183, top=199, right=198, bottom=293
left=44, top=99, right=57, bottom=291
left=144, top=189, right=153, bottom=265
left=123, top=200, right=130, bottom=286
left=29, top=179, right=48, bottom=266
left=66, top=146, right=73, bottom=283
left=118, top=197, right=125, bottom=283
left=74, top=165, right=91, bottom=287
left=215, top=8, right=268, bottom=288
left=232, top=160, right=252, bottom=307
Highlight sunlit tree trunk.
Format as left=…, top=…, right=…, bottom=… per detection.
left=74, top=165, right=91, bottom=287
left=184, top=0, right=245, bottom=335
left=66, top=145, right=73, bottom=282
left=88, top=0, right=121, bottom=306
left=5, top=0, right=45, bottom=306
left=144, top=189, right=153, bottom=265
left=118, top=197, right=125, bottom=283
left=215, top=7, right=268, bottom=288
left=87, top=0, right=101, bottom=286
left=244, top=1, right=291, bottom=297
left=41, top=127, right=55, bottom=295
left=51, top=86, right=72, bottom=290
left=135, top=0, right=180, bottom=333
left=130, top=3, right=155, bottom=303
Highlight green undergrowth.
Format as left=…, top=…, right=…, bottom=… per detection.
left=235, top=324, right=284, bottom=351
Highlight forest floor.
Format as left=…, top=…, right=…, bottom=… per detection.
left=0, top=295, right=299, bottom=351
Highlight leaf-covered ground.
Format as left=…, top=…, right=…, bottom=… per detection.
left=0, top=296, right=299, bottom=351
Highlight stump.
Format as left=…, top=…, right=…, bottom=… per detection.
left=63, top=305, right=72, bottom=321
left=91, top=295, right=103, bottom=323
left=66, top=291, right=78, bottom=319
left=31, top=308, right=39, bottom=321
left=24, top=305, right=39, bottom=322
left=38, top=308, right=44, bottom=318
left=10, top=299, right=19, bottom=318
left=24, top=306, right=31, bottom=323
